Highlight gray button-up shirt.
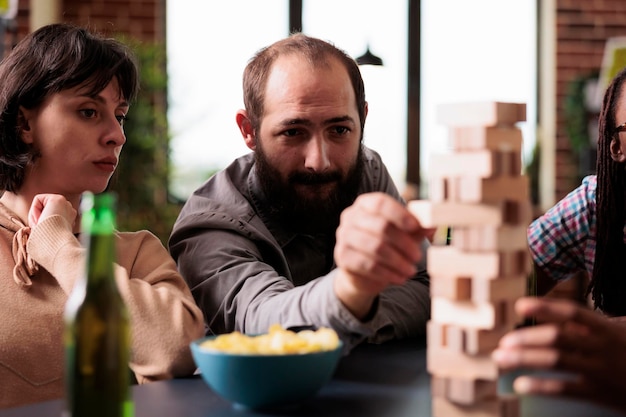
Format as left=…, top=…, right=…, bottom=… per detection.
left=169, top=147, right=430, bottom=350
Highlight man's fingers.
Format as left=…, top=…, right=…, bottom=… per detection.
left=353, top=192, right=423, bottom=232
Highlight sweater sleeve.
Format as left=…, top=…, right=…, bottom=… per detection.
left=28, top=217, right=205, bottom=382
left=27, top=214, right=83, bottom=295
left=113, top=231, right=205, bottom=382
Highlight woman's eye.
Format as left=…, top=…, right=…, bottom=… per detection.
left=116, top=115, right=128, bottom=126
left=80, top=109, right=97, bottom=118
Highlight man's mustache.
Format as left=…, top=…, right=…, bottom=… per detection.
left=289, top=171, right=342, bottom=185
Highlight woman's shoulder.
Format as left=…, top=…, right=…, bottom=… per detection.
left=115, top=229, right=168, bottom=256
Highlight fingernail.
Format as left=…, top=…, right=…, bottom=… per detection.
left=513, top=376, right=532, bottom=394
left=498, top=333, right=519, bottom=348
left=492, top=349, right=514, bottom=367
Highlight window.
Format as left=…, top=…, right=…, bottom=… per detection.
left=167, top=1, right=537, bottom=199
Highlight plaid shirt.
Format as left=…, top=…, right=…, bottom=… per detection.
left=527, top=175, right=597, bottom=283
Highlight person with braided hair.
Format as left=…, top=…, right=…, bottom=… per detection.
left=491, top=68, right=626, bottom=414
left=528, top=65, right=626, bottom=317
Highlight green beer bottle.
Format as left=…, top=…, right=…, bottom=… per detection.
left=64, top=192, right=133, bottom=417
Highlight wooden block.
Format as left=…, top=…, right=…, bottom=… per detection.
left=436, top=102, right=526, bottom=127
left=432, top=395, right=520, bottom=417
left=460, top=326, right=511, bottom=356
left=495, top=150, right=522, bottom=177
left=472, top=275, right=527, bottom=303
left=431, top=275, right=527, bottom=303
left=431, top=297, right=513, bottom=329
left=407, top=200, right=505, bottom=228
left=503, top=200, right=533, bottom=226
left=452, top=224, right=528, bottom=252
left=427, top=319, right=447, bottom=348
left=428, top=177, right=450, bottom=203
left=431, top=276, right=472, bottom=301
left=429, top=150, right=522, bottom=179
left=431, top=375, right=498, bottom=405
left=449, top=126, right=523, bottom=152
left=428, top=246, right=530, bottom=279
left=429, top=151, right=494, bottom=179
left=427, top=347, right=498, bottom=379
left=428, top=321, right=510, bottom=355
left=454, top=176, right=529, bottom=204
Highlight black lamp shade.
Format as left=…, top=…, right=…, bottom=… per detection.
left=356, top=46, right=383, bottom=66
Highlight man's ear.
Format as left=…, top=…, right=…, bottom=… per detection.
left=610, top=137, right=626, bottom=163
left=17, top=106, right=33, bottom=144
left=235, top=109, right=256, bottom=151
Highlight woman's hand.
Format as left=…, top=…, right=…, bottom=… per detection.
left=492, top=296, right=626, bottom=413
left=28, top=194, right=78, bottom=231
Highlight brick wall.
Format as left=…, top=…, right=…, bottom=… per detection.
left=10, top=0, right=164, bottom=45
left=62, top=0, right=165, bottom=41
left=555, top=0, right=626, bottom=200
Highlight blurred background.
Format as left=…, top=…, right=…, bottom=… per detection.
left=1, top=0, right=623, bottom=300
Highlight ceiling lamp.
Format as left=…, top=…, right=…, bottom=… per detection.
left=356, top=45, right=383, bottom=66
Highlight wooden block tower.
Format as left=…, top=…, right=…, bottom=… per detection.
left=408, top=102, right=531, bottom=417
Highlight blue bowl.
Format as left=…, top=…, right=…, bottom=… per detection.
left=190, top=335, right=343, bottom=410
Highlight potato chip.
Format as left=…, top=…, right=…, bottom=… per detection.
left=200, top=324, right=340, bottom=354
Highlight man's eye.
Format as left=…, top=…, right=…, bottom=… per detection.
left=80, top=109, right=97, bottom=118
left=333, top=126, right=350, bottom=135
left=283, top=128, right=300, bottom=137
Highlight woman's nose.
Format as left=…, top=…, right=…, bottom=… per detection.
left=102, top=115, right=127, bottom=147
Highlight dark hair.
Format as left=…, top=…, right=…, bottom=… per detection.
left=242, top=33, right=366, bottom=133
left=0, top=23, right=140, bottom=192
left=590, top=67, right=626, bottom=315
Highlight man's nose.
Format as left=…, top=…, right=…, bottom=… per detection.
left=303, top=137, right=331, bottom=172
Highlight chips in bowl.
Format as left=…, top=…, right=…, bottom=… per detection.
left=190, top=324, right=343, bottom=409
left=199, top=324, right=340, bottom=355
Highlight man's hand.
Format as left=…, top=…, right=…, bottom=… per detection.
left=492, top=296, right=626, bottom=414
left=28, top=194, right=78, bottom=231
left=333, top=192, right=433, bottom=319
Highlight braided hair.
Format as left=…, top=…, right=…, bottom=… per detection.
left=590, top=67, right=626, bottom=315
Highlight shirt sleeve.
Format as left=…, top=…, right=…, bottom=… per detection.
left=527, top=175, right=595, bottom=283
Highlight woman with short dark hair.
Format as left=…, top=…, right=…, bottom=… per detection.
left=0, top=23, right=204, bottom=409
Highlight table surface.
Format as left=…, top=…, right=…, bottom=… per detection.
left=2, top=338, right=623, bottom=417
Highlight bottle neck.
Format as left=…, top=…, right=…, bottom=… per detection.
left=81, top=192, right=117, bottom=289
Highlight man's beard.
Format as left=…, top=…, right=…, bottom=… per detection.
left=255, top=142, right=364, bottom=235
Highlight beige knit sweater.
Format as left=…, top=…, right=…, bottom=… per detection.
left=0, top=203, right=205, bottom=409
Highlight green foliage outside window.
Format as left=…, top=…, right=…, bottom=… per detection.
left=109, top=38, right=182, bottom=245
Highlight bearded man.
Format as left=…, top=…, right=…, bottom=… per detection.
left=169, top=34, right=432, bottom=351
